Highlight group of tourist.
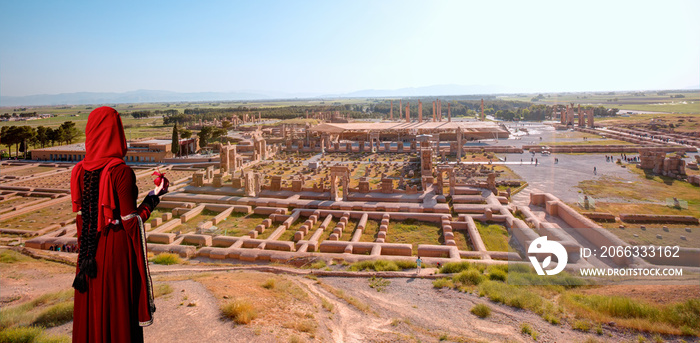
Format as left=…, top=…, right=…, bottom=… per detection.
left=48, top=243, right=78, bottom=253
left=605, top=154, right=638, bottom=163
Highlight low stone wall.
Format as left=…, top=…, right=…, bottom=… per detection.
left=620, top=213, right=699, bottom=225
left=581, top=212, right=616, bottom=222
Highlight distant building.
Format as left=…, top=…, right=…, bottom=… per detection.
left=31, top=137, right=199, bottom=162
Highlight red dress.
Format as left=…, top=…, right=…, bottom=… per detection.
left=72, top=164, right=156, bottom=343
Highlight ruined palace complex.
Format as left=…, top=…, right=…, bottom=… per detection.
left=2, top=106, right=699, bottom=277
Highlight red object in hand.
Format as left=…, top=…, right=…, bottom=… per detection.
left=152, top=170, right=166, bottom=186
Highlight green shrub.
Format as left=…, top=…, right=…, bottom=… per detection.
left=488, top=269, right=507, bottom=282
left=470, top=304, right=491, bottom=318
left=432, top=278, right=454, bottom=289
left=32, top=302, right=73, bottom=328
left=394, top=260, right=417, bottom=270
left=348, top=260, right=400, bottom=272
left=439, top=261, right=472, bottom=274
left=478, top=280, right=546, bottom=313
left=572, top=320, right=592, bottom=332
left=262, top=279, right=276, bottom=289
left=221, top=299, right=257, bottom=324
left=0, top=326, right=42, bottom=343
left=453, top=269, right=484, bottom=286
left=150, top=253, right=181, bottom=265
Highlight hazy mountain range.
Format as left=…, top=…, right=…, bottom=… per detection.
left=0, top=85, right=514, bottom=107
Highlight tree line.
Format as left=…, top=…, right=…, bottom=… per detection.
left=0, top=122, right=80, bottom=158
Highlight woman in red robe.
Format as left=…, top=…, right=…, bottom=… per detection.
left=71, top=106, right=167, bottom=342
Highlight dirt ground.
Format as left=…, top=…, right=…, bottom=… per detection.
left=2, top=249, right=699, bottom=343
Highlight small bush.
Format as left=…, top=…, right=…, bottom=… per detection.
left=348, top=260, right=399, bottom=272
left=543, top=313, right=560, bottom=325
left=309, top=260, right=327, bottom=269
left=470, top=304, right=491, bottom=318
left=453, top=269, right=484, bottom=286
left=0, top=326, right=42, bottom=343
left=432, top=278, right=454, bottom=289
left=321, top=298, right=334, bottom=312
left=33, top=301, right=73, bottom=328
left=368, top=276, right=390, bottom=292
left=150, top=253, right=181, bottom=265
left=154, top=284, right=173, bottom=297
left=262, top=279, right=276, bottom=289
left=221, top=299, right=257, bottom=324
left=488, top=269, right=507, bottom=282
left=572, top=320, right=592, bottom=332
left=394, top=260, right=417, bottom=270
left=439, top=261, right=472, bottom=274
left=0, top=250, right=31, bottom=264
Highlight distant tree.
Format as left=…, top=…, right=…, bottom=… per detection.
left=36, top=126, right=49, bottom=148
left=0, top=126, right=19, bottom=156
left=211, top=127, right=228, bottom=142
left=180, top=129, right=192, bottom=139
left=59, top=121, right=80, bottom=144
left=171, top=124, right=180, bottom=156
left=222, top=120, right=232, bottom=130
left=47, top=127, right=59, bottom=146
left=197, top=126, right=213, bottom=148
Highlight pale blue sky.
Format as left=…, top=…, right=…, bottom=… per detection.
left=1, top=0, right=698, bottom=97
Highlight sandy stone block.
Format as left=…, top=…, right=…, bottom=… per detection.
left=444, top=232, right=455, bottom=240
left=380, top=218, right=389, bottom=226
left=162, top=213, right=172, bottom=221
left=329, top=233, right=339, bottom=241
left=304, top=220, right=313, bottom=227
left=294, top=231, right=304, bottom=241
left=443, top=225, right=452, bottom=233
left=249, top=230, right=258, bottom=238
left=333, top=227, right=343, bottom=235
left=262, top=219, right=272, bottom=228
left=656, top=234, right=662, bottom=239
left=377, top=231, right=387, bottom=239
left=382, top=213, right=390, bottom=220
left=375, top=238, right=385, bottom=243
left=337, top=222, right=346, bottom=230
left=151, top=217, right=162, bottom=227
left=144, top=223, right=151, bottom=231
left=255, top=224, right=266, bottom=233
left=340, top=217, right=348, bottom=225
left=300, top=225, right=309, bottom=235
left=680, top=236, right=687, bottom=240
left=445, top=239, right=456, bottom=246
left=379, top=225, right=388, bottom=232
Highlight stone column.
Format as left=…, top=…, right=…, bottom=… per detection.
left=432, top=101, right=436, bottom=122
left=480, top=99, right=485, bottom=121
left=390, top=100, right=393, bottom=120
left=456, top=128, right=463, bottom=160
left=418, top=101, right=423, bottom=122
left=406, top=103, right=410, bottom=123
left=399, top=99, right=402, bottom=118
left=448, top=102, right=451, bottom=122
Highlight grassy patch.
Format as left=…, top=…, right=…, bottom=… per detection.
left=0, top=250, right=33, bottom=264
left=150, top=253, right=181, bottom=265
left=475, top=222, right=510, bottom=251
left=221, top=299, right=257, bottom=324
left=368, top=276, right=390, bottom=292
left=154, top=283, right=173, bottom=297
left=520, top=323, right=538, bottom=340
left=387, top=219, right=443, bottom=254
left=0, top=290, right=73, bottom=329
left=560, top=294, right=700, bottom=336
left=262, top=279, right=276, bottom=289
left=318, top=282, right=372, bottom=314
left=470, top=304, right=491, bottom=318
left=32, top=302, right=73, bottom=328
left=432, top=278, right=454, bottom=289
left=348, top=259, right=415, bottom=272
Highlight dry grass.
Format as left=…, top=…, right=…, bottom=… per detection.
left=221, top=299, right=257, bottom=324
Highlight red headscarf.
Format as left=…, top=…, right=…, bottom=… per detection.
left=70, top=106, right=127, bottom=231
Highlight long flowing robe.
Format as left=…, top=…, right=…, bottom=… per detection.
left=72, top=164, right=157, bottom=343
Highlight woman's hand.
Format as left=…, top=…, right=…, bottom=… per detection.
left=153, top=181, right=164, bottom=196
